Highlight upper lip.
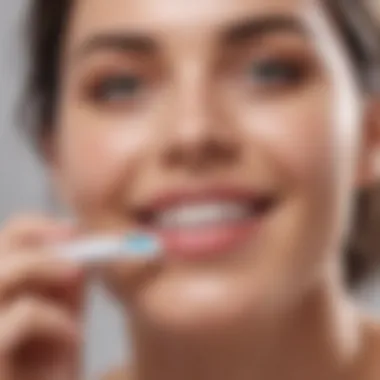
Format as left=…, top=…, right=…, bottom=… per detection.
left=131, top=186, right=278, bottom=224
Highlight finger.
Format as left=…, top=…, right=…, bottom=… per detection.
left=99, top=259, right=162, bottom=299
left=44, top=276, right=86, bottom=319
left=0, top=254, right=83, bottom=304
left=0, top=215, right=77, bottom=250
left=0, top=297, right=80, bottom=358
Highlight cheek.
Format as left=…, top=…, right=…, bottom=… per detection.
left=55, top=108, right=152, bottom=209
left=231, top=90, right=343, bottom=190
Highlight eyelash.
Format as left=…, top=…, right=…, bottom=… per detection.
left=245, top=57, right=309, bottom=90
left=83, top=56, right=309, bottom=107
left=86, top=73, right=144, bottom=105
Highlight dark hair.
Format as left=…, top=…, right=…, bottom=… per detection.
left=23, top=1, right=73, bottom=143
left=23, top=0, right=380, bottom=286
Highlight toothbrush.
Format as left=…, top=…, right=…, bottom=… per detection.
left=54, top=233, right=162, bottom=264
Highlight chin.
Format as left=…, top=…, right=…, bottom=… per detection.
left=115, top=268, right=284, bottom=335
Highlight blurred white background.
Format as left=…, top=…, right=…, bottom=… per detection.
left=0, top=1, right=380, bottom=379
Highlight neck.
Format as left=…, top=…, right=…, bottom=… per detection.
left=129, top=275, right=363, bottom=380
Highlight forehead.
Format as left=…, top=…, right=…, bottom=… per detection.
left=68, top=0, right=306, bottom=43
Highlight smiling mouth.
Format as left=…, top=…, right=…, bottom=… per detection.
left=132, top=188, right=278, bottom=259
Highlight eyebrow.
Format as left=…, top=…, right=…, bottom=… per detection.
left=222, top=15, right=308, bottom=44
left=74, top=32, right=157, bottom=60
left=73, top=15, right=306, bottom=61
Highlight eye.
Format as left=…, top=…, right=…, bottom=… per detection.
left=90, top=74, right=143, bottom=103
left=248, top=58, right=305, bottom=88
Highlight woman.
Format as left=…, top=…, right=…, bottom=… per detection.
left=1, top=0, right=380, bottom=379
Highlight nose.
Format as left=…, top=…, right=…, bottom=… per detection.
left=161, top=61, right=240, bottom=172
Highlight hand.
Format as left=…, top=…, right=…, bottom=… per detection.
left=0, top=215, right=85, bottom=380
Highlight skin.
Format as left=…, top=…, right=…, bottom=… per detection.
left=0, top=217, right=84, bottom=380
left=0, top=0, right=380, bottom=379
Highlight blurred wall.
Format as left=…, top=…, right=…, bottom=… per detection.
left=0, top=0, right=48, bottom=217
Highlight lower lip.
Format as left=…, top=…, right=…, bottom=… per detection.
left=147, top=218, right=261, bottom=260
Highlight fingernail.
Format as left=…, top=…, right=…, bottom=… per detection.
left=45, top=226, right=79, bottom=244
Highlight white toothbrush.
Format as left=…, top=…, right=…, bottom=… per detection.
left=54, top=233, right=162, bottom=264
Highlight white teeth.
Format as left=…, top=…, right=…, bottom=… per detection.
left=157, top=203, right=251, bottom=228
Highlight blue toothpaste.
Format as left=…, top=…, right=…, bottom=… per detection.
left=55, top=232, right=162, bottom=263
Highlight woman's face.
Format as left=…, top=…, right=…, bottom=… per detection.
left=53, top=0, right=365, bottom=330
